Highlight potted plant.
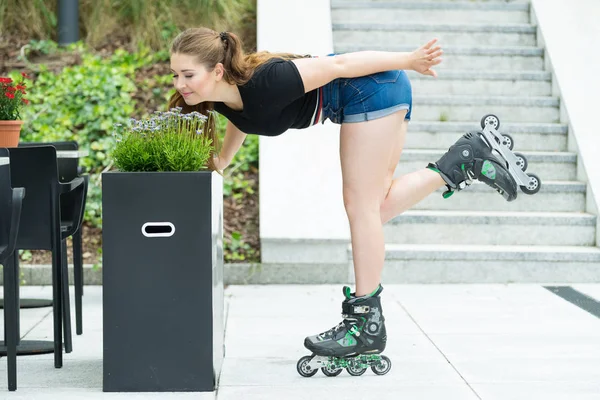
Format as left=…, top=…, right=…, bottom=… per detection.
left=0, top=73, right=30, bottom=147
left=102, top=107, right=225, bottom=392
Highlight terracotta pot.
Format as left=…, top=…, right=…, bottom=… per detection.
left=0, top=120, right=23, bottom=148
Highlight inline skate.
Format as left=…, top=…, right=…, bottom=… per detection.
left=296, top=285, right=391, bottom=378
left=428, top=114, right=542, bottom=201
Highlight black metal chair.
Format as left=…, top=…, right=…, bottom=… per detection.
left=5, top=141, right=89, bottom=335
left=4, top=145, right=85, bottom=368
left=54, top=141, right=88, bottom=336
left=0, top=147, right=25, bottom=391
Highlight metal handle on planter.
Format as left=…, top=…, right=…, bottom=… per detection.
left=141, top=222, right=175, bottom=237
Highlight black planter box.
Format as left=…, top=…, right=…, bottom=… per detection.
left=102, top=171, right=224, bottom=392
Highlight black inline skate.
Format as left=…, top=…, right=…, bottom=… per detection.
left=296, top=285, right=391, bottom=378
left=428, top=114, right=542, bottom=201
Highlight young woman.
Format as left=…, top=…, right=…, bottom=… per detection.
left=168, top=27, right=517, bottom=368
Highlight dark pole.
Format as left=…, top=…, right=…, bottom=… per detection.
left=58, top=0, right=79, bottom=45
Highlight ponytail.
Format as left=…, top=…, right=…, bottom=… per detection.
left=219, top=31, right=252, bottom=85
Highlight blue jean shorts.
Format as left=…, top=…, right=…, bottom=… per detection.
left=321, top=69, right=412, bottom=124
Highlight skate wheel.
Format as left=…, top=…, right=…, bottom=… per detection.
left=371, top=355, right=392, bottom=376
left=520, top=173, right=541, bottom=195
left=514, top=152, right=528, bottom=172
left=481, top=114, right=500, bottom=130
left=297, top=355, right=318, bottom=377
left=346, top=363, right=367, bottom=376
left=321, top=365, right=343, bottom=377
left=501, top=133, right=514, bottom=150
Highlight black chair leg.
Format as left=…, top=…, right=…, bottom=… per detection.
left=4, top=255, right=18, bottom=391
left=13, top=255, right=20, bottom=345
left=73, top=230, right=83, bottom=335
left=61, top=240, right=73, bottom=354
left=51, top=238, right=63, bottom=368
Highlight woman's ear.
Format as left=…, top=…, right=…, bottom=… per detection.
left=214, top=63, right=225, bottom=81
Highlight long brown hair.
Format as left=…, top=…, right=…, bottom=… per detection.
left=167, top=27, right=309, bottom=171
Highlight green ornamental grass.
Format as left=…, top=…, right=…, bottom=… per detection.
left=111, top=107, right=215, bottom=172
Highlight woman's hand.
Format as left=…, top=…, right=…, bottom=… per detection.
left=213, top=155, right=229, bottom=172
left=410, top=38, right=443, bottom=78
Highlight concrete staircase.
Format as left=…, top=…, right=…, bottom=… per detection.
left=331, top=0, right=600, bottom=282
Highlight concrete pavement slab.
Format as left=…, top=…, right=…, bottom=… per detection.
left=217, top=384, right=480, bottom=400
left=573, top=284, right=600, bottom=301
left=218, top=356, right=463, bottom=387
left=428, top=333, right=600, bottom=360
left=471, top=382, right=600, bottom=400
left=450, top=357, right=600, bottom=383
left=1, top=283, right=600, bottom=400
left=388, top=284, right=600, bottom=334
left=2, top=388, right=213, bottom=399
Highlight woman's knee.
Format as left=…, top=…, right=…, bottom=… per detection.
left=343, top=186, right=382, bottom=220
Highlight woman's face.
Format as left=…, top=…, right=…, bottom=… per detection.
left=170, top=53, right=218, bottom=105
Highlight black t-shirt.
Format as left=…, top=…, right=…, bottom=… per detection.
left=213, top=59, right=318, bottom=136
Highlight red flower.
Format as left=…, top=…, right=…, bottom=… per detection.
left=6, top=86, right=16, bottom=92
left=0, top=77, right=12, bottom=84
left=5, top=92, right=15, bottom=99
left=22, top=98, right=29, bottom=105
left=16, top=84, right=25, bottom=90
left=21, top=72, right=30, bottom=79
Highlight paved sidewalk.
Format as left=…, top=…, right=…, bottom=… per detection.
left=1, top=284, right=600, bottom=399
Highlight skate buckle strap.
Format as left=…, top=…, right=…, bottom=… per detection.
left=344, top=320, right=370, bottom=346
left=342, top=303, right=370, bottom=315
left=460, top=164, right=474, bottom=188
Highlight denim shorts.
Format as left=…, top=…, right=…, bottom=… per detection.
left=321, top=69, right=412, bottom=124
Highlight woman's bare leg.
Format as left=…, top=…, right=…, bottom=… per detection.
left=340, top=110, right=408, bottom=296
left=380, top=169, right=445, bottom=225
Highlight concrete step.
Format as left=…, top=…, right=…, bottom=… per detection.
left=378, top=244, right=600, bottom=284
left=398, top=149, right=576, bottom=181
left=333, top=45, right=544, bottom=71
left=412, top=181, right=585, bottom=212
left=333, top=23, right=537, bottom=46
left=383, top=211, right=596, bottom=246
left=365, top=0, right=530, bottom=3
left=412, top=95, right=559, bottom=123
left=405, top=121, right=567, bottom=152
left=331, top=2, right=530, bottom=24
left=407, top=70, right=551, bottom=96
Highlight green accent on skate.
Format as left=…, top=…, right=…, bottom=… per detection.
left=481, top=160, right=497, bottom=179
left=443, top=189, right=454, bottom=199
left=344, top=286, right=352, bottom=300
left=367, top=285, right=380, bottom=297
left=349, top=325, right=360, bottom=336
left=326, top=354, right=384, bottom=370
left=336, top=332, right=357, bottom=347
left=427, top=165, right=441, bottom=174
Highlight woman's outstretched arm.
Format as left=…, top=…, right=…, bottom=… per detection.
left=215, top=121, right=247, bottom=171
left=292, top=38, right=443, bottom=93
